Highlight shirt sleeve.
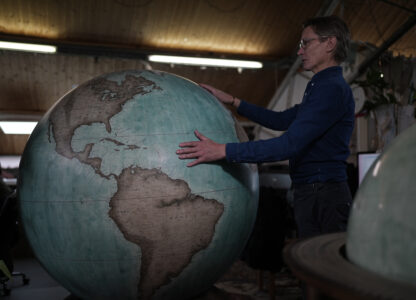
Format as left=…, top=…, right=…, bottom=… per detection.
left=226, top=83, right=347, bottom=163
left=237, top=100, right=299, bottom=131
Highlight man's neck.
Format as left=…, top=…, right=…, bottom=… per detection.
left=312, top=60, right=339, bottom=74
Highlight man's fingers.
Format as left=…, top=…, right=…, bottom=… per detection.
left=187, top=158, right=202, bottom=167
left=178, top=131, right=207, bottom=146
left=178, top=153, right=197, bottom=159
left=176, top=130, right=217, bottom=167
left=178, top=141, right=198, bottom=148
left=194, top=130, right=207, bottom=141
left=199, top=83, right=215, bottom=93
left=176, top=147, right=198, bottom=154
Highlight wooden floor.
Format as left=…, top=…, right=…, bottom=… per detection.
left=2, top=258, right=301, bottom=300
left=2, top=258, right=70, bottom=300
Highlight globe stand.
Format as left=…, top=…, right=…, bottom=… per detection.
left=283, top=232, right=416, bottom=300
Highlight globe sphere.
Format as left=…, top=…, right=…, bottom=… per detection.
left=347, top=123, right=416, bottom=287
left=18, top=70, right=259, bottom=300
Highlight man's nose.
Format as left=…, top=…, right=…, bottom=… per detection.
left=297, top=47, right=304, bottom=56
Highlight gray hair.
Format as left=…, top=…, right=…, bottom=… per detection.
left=303, top=15, right=350, bottom=63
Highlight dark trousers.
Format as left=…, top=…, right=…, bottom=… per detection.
left=293, top=181, right=352, bottom=239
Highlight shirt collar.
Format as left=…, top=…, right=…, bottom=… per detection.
left=311, top=66, right=342, bottom=82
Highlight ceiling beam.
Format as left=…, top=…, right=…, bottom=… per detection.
left=346, top=13, right=416, bottom=84
left=0, top=33, right=280, bottom=66
left=0, top=111, right=44, bottom=121
left=376, top=0, right=416, bottom=14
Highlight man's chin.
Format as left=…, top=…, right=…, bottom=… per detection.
left=301, top=63, right=311, bottom=71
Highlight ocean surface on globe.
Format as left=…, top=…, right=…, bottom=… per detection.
left=18, top=70, right=259, bottom=300
left=347, top=123, right=416, bottom=287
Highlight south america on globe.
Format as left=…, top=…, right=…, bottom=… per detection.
left=18, top=70, right=259, bottom=300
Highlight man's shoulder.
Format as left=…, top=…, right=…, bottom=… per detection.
left=308, top=77, right=353, bottom=110
left=312, top=77, right=347, bottom=95
left=314, top=73, right=351, bottom=94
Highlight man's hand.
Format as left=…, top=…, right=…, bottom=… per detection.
left=176, top=130, right=226, bottom=167
left=200, top=84, right=241, bottom=108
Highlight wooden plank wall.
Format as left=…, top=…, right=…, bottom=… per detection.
left=0, top=50, right=283, bottom=155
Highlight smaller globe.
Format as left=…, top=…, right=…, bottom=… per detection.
left=347, top=123, right=416, bottom=287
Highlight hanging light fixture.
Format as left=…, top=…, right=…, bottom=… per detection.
left=0, top=41, right=56, bottom=53
left=0, top=121, right=38, bottom=135
left=148, top=55, right=263, bottom=69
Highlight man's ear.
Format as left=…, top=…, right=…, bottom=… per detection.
left=326, top=36, right=337, bottom=53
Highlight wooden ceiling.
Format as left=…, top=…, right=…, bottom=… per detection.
left=0, top=0, right=415, bottom=155
left=1, top=0, right=415, bottom=58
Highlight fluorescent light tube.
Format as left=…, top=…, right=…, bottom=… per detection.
left=0, top=121, right=38, bottom=134
left=148, top=55, right=262, bottom=69
left=0, top=41, right=56, bottom=53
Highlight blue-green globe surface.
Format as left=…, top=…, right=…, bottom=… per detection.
left=347, top=123, right=416, bottom=287
left=18, top=70, right=259, bottom=299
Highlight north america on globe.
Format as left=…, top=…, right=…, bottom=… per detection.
left=48, top=73, right=224, bottom=298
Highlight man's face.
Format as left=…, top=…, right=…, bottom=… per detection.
left=297, top=26, right=331, bottom=74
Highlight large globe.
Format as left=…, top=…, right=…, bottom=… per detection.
left=18, top=70, right=259, bottom=300
left=347, top=123, right=416, bottom=287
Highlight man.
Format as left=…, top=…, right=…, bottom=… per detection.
left=176, top=15, right=354, bottom=238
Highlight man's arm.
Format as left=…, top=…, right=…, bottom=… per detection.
left=238, top=101, right=299, bottom=131
left=200, top=83, right=298, bottom=131
left=177, top=82, right=345, bottom=167
left=226, top=83, right=347, bottom=163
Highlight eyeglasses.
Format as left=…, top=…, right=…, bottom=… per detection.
left=298, top=36, right=330, bottom=49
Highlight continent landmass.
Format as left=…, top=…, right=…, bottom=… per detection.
left=47, top=73, right=225, bottom=299
left=110, top=167, right=224, bottom=299
left=48, top=73, right=160, bottom=169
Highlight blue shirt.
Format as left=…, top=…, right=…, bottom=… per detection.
left=226, top=66, right=355, bottom=184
